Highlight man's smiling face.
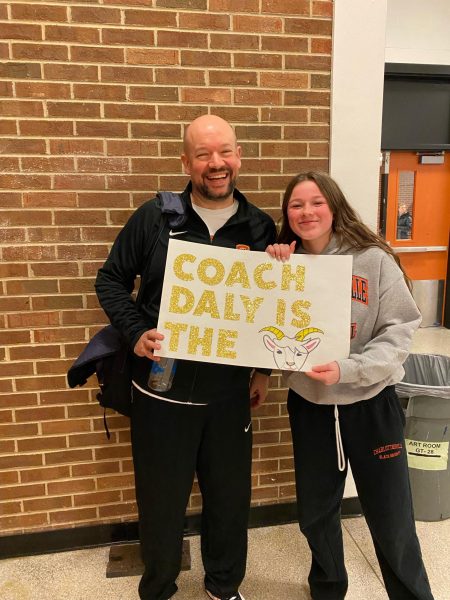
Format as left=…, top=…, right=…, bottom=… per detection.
left=181, top=115, right=242, bottom=209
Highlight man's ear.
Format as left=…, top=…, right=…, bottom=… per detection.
left=181, top=153, right=191, bottom=175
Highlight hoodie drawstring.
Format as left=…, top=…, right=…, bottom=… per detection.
left=334, top=404, right=346, bottom=472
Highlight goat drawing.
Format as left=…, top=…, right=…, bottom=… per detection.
left=260, top=326, right=323, bottom=371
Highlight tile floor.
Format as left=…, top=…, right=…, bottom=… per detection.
left=1, top=326, right=449, bottom=600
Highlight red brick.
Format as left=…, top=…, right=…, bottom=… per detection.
left=12, top=43, right=68, bottom=61
left=97, top=474, right=135, bottom=490
left=21, top=157, right=74, bottom=173
left=49, top=139, right=104, bottom=155
left=0, top=100, right=44, bottom=117
left=74, top=490, right=122, bottom=507
left=0, top=23, right=42, bottom=40
left=76, top=121, right=128, bottom=138
left=44, top=63, right=98, bottom=82
left=311, top=37, right=332, bottom=54
left=106, top=140, right=158, bottom=157
left=179, top=13, right=230, bottom=30
left=124, top=9, right=177, bottom=28
left=234, top=53, right=282, bottom=69
left=209, top=70, right=257, bottom=86
left=286, top=18, right=332, bottom=35
left=104, top=103, right=155, bottom=120
left=73, top=83, right=126, bottom=101
left=27, top=227, right=81, bottom=243
left=11, top=3, right=68, bottom=21
left=15, top=376, right=67, bottom=392
left=23, top=191, right=76, bottom=207
left=45, top=449, right=93, bottom=465
left=285, top=125, right=330, bottom=140
left=285, top=90, right=330, bottom=107
left=7, top=309, right=60, bottom=330
left=0, top=361, right=33, bottom=377
left=0, top=62, right=41, bottom=78
left=10, top=344, right=61, bottom=361
left=15, top=81, right=71, bottom=99
left=233, top=14, right=282, bottom=33
left=17, top=435, right=67, bottom=453
left=234, top=89, right=281, bottom=106
left=46, top=25, right=100, bottom=44
left=129, top=85, right=179, bottom=102
left=181, top=50, right=231, bottom=68
left=108, top=175, right=158, bottom=190
left=261, top=35, right=308, bottom=52
left=71, top=6, right=121, bottom=24
left=102, top=27, right=154, bottom=46
left=285, top=54, right=331, bottom=71
left=98, top=502, right=137, bottom=518
left=21, top=465, right=70, bottom=483
left=0, top=513, right=48, bottom=531
left=5, top=278, right=58, bottom=294
left=71, top=46, right=125, bottom=64
left=262, top=0, right=310, bottom=14
left=0, top=174, right=51, bottom=190
left=261, top=107, right=308, bottom=123
left=155, top=0, right=206, bottom=8
left=49, top=507, right=97, bottom=524
left=20, top=120, right=73, bottom=136
left=0, top=501, right=21, bottom=515
left=54, top=174, right=105, bottom=190
left=209, top=0, right=259, bottom=10
left=260, top=72, right=308, bottom=89
left=126, top=48, right=178, bottom=66
left=47, top=101, right=100, bottom=118
left=24, top=496, right=72, bottom=512
left=312, top=1, right=334, bottom=18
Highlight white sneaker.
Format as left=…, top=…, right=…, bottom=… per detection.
left=205, top=589, right=245, bottom=600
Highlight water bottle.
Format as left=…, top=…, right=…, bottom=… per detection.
left=148, top=357, right=177, bottom=392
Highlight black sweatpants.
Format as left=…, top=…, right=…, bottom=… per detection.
left=131, top=388, right=252, bottom=600
left=287, top=386, right=434, bottom=600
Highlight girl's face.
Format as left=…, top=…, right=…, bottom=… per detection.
left=287, top=180, right=334, bottom=253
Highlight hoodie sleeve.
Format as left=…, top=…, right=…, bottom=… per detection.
left=337, top=254, right=421, bottom=387
left=95, top=199, right=161, bottom=349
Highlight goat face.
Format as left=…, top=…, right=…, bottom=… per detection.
left=263, top=335, right=321, bottom=371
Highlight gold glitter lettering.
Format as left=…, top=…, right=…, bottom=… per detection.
left=197, top=258, right=225, bottom=286
left=164, top=321, right=188, bottom=351
left=240, top=296, right=264, bottom=323
left=169, top=285, right=194, bottom=314
left=193, top=290, right=220, bottom=319
left=224, top=261, right=250, bottom=288
left=290, top=300, right=311, bottom=328
left=217, top=329, right=238, bottom=359
left=188, top=325, right=213, bottom=356
left=276, top=298, right=286, bottom=326
left=254, top=263, right=276, bottom=290
left=173, top=253, right=195, bottom=281
left=281, top=264, right=305, bottom=291
left=224, top=293, right=240, bottom=320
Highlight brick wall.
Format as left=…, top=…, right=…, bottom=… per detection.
left=0, top=0, right=332, bottom=535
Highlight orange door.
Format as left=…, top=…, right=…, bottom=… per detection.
left=385, top=151, right=450, bottom=282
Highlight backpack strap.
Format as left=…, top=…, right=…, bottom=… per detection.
left=157, top=191, right=188, bottom=228
left=136, top=191, right=187, bottom=307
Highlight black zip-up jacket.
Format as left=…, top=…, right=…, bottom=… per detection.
left=95, top=184, right=277, bottom=404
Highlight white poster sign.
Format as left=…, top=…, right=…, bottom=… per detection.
left=155, top=240, right=352, bottom=371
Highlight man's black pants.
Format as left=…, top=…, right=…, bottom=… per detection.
left=287, top=386, right=434, bottom=600
left=131, top=389, right=252, bottom=600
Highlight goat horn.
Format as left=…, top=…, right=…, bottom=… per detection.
left=295, top=327, right=323, bottom=341
left=259, top=326, right=284, bottom=340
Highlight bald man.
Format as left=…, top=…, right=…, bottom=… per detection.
left=96, top=115, right=276, bottom=600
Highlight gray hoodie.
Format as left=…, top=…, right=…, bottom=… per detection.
left=285, top=236, right=422, bottom=405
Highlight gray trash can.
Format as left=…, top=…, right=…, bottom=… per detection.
left=396, top=354, right=450, bottom=521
